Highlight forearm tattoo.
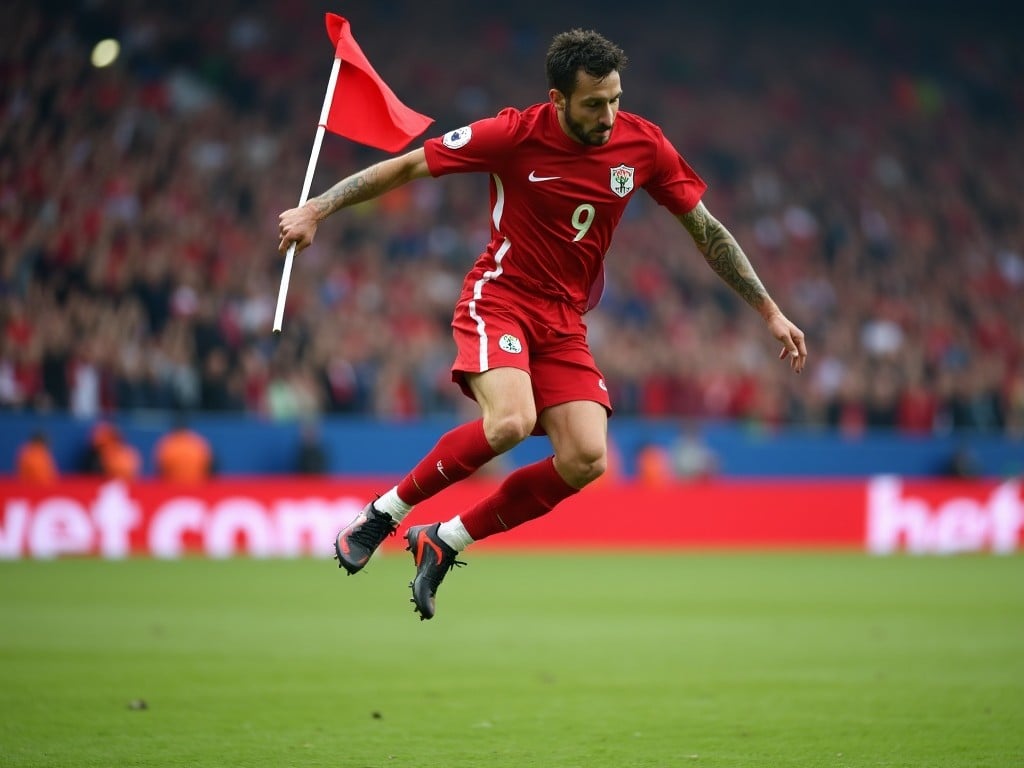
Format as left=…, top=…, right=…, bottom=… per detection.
left=309, top=166, right=385, bottom=219
left=681, top=203, right=769, bottom=310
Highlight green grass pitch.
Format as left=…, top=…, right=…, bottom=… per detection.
left=1, top=551, right=1021, bottom=767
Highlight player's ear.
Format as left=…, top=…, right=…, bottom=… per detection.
left=549, top=88, right=565, bottom=111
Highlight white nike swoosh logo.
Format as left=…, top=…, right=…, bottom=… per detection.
left=528, top=171, right=561, bottom=182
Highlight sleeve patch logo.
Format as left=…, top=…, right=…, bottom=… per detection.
left=442, top=126, right=473, bottom=149
left=498, top=334, right=523, bottom=354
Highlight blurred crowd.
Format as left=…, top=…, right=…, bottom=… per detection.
left=1, top=0, right=1022, bottom=435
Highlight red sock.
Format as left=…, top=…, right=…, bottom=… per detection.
left=396, top=419, right=498, bottom=504
left=460, top=456, right=577, bottom=541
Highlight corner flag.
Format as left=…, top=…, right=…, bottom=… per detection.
left=273, top=14, right=434, bottom=333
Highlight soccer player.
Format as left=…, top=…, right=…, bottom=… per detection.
left=278, top=29, right=807, bottom=619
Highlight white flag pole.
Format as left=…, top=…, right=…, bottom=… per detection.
left=273, top=56, right=343, bottom=334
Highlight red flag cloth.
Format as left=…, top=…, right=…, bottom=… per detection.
left=323, top=14, right=433, bottom=152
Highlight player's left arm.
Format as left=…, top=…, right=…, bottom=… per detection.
left=678, top=201, right=808, bottom=372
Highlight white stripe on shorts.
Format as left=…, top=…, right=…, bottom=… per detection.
left=467, top=173, right=510, bottom=372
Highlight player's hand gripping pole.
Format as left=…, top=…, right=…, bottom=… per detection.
left=272, top=57, right=343, bottom=334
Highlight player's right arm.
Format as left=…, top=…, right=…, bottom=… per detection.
left=277, top=148, right=431, bottom=254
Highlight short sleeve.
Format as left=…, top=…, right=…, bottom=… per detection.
left=424, top=108, right=522, bottom=177
left=643, top=129, right=707, bottom=215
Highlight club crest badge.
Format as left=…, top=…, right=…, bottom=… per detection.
left=498, top=334, right=523, bottom=354
left=442, top=126, right=473, bottom=149
left=609, top=164, right=635, bottom=198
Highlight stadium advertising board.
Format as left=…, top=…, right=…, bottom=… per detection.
left=0, top=477, right=1020, bottom=559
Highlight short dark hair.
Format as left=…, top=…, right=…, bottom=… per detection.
left=546, top=29, right=628, bottom=97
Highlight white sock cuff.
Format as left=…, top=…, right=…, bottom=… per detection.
left=372, top=487, right=414, bottom=523
left=437, top=515, right=474, bottom=552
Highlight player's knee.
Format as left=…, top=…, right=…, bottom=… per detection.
left=484, top=412, right=535, bottom=452
left=559, top=446, right=607, bottom=488
left=577, top=452, right=607, bottom=487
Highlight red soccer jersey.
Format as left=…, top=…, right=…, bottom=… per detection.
left=423, top=102, right=706, bottom=312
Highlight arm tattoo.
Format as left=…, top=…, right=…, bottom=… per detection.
left=308, top=164, right=388, bottom=219
left=680, top=203, right=770, bottom=310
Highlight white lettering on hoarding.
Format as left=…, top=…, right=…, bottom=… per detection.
left=0, top=482, right=140, bottom=559
left=29, top=498, right=94, bottom=559
left=206, top=497, right=273, bottom=559
left=274, top=498, right=361, bottom=558
left=92, top=483, right=140, bottom=559
left=0, top=500, right=28, bottom=558
left=149, top=497, right=205, bottom=559
left=0, top=483, right=365, bottom=560
left=867, top=476, right=1023, bottom=555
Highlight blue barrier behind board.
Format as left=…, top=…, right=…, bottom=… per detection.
left=0, top=412, right=1021, bottom=479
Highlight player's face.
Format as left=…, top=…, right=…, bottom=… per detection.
left=554, top=70, right=622, bottom=146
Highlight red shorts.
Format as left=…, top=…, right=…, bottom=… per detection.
left=450, top=272, right=612, bottom=417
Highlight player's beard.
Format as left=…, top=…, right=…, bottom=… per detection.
left=564, top=107, right=613, bottom=146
